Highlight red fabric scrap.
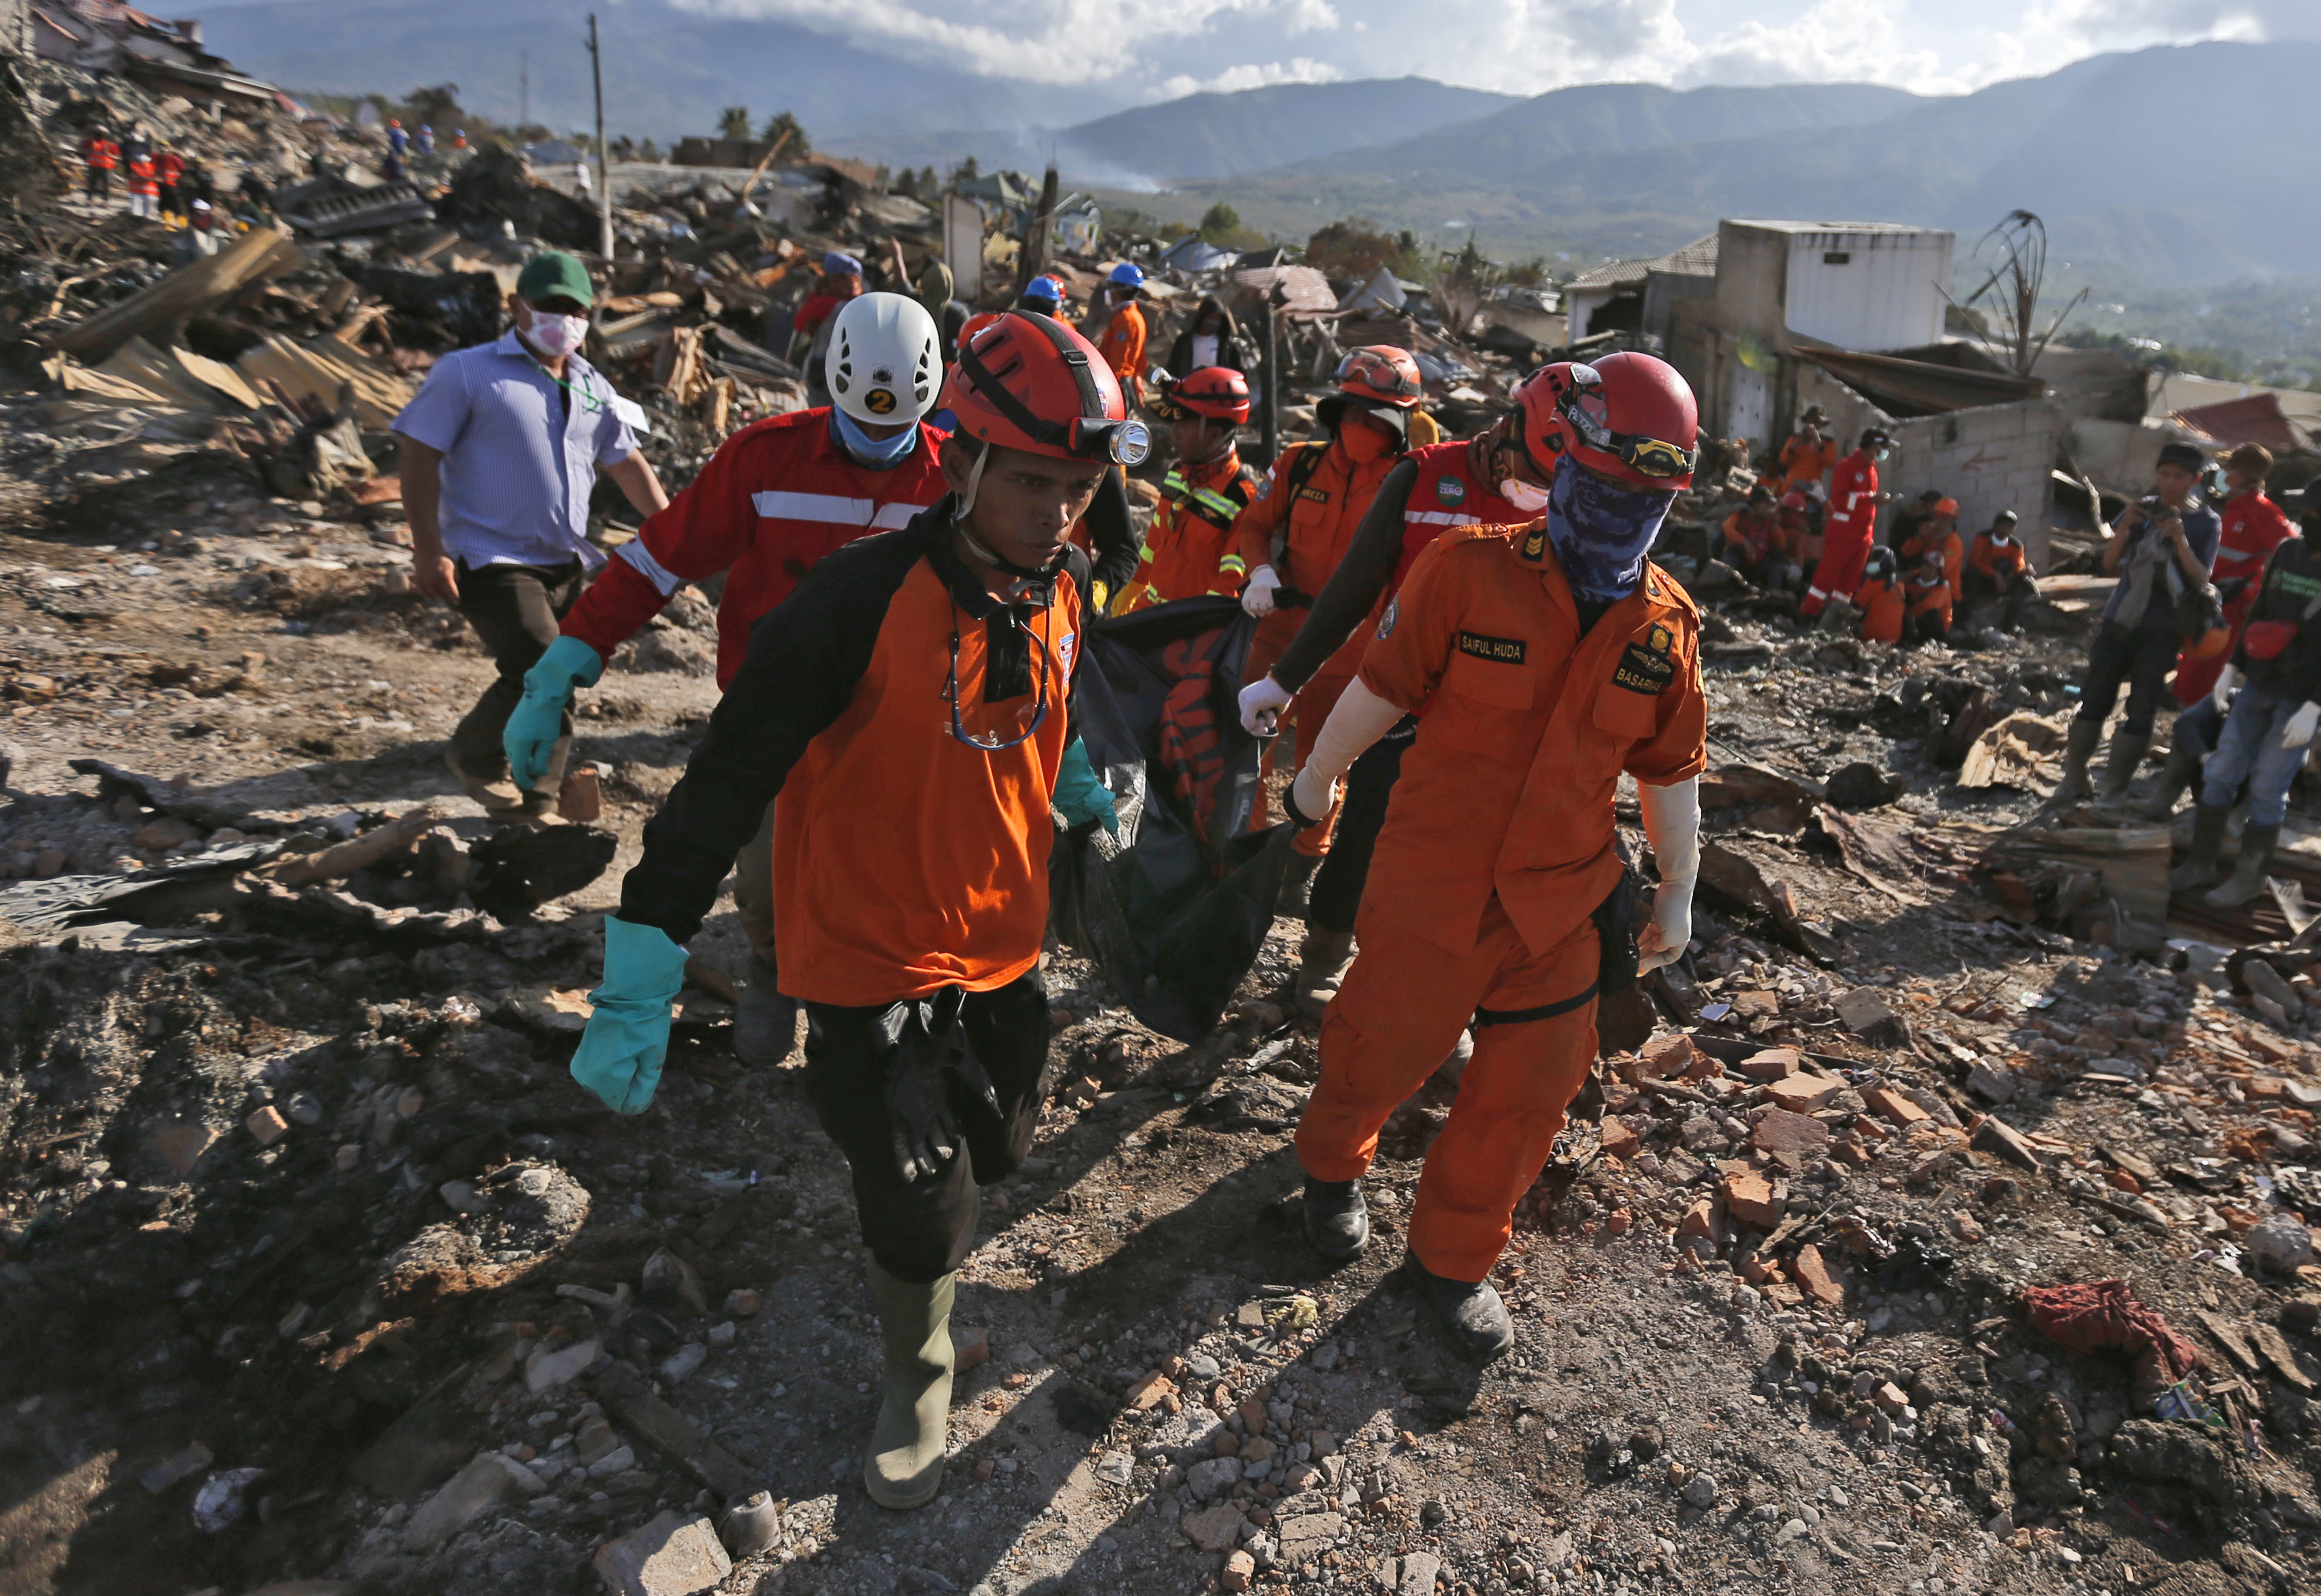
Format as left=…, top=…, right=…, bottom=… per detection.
left=2023, top=1279, right=2205, bottom=1401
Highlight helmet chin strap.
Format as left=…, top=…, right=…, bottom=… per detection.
left=951, top=441, right=1066, bottom=582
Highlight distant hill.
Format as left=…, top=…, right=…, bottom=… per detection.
left=200, top=0, right=1121, bottom=143
left=1151, top=42, right=2321, bottom=286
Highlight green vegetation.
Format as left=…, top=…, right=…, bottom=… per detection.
left=715, top=106, right=752, bottom=142
left=1302, top=218, right=1428, bottom=283
left=759, top=110, right=810, bottom=158
left=2049, top=275, right=2321, bottom=391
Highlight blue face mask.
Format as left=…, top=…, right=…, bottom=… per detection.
left=831, top=407, right=918, bottom=470
left=1544, top=454, right=1676, bottom=603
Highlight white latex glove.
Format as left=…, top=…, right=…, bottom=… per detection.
left=2212, top=661, right=2238, bottom=716
left=1238, top=673, right=1294, bottom=737
left=1282, top=678, right=1404, bottom=829
left=1242, top=564, right=1281, bottom=618
left=2284, top=701, right=2321, bottom=750
left=1636, top=776, right=1702, bottom=975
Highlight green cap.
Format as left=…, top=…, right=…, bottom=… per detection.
left=516, top=251, right=595, bottom=308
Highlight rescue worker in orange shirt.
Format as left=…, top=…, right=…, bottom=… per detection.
left=1903, top=551, right=1953, bottom=644
left=1089, top=263, right=1148, bottom=405
left=1900, top=496, right=1965, bottom=607
left=125, top=149, right=160, bottom=220
left=1855, top=545, right=1906, bottom=644
left=1720, top=485, right=1801, bottom=591
left=507, top=294, right=949, bottom=1069
left=1116, top=367, right=1256, bottom=612
left=1282, top=353, right=1706, bottom=1359
left=565, top=310, right=1142, bottom=1510
left=81, top=129, right=119, bottom=202
left=1963, top=509, right=2037, bottom=632
left=1239, top=361, right=1576, bottom=1009
left=1234, top=346, right=1424, bottom=908
left=1778, top=405, right=1840, bottom=491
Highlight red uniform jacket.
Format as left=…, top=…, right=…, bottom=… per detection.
left=1828, top=452, right=1878, bottom=536
left=561, top=408, right=946, bottom=688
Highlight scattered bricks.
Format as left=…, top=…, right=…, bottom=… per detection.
left=1872, top=1382, right=1911, bottom=1416
left=722, top=1289, right=763, bottom=1318
left=1239, top=1435, right=1279, bottom=1465
left=1969, top=1115, right=2041, bottom=1171
left=1723, top=1171, right=1784, bottom=1230
left=1729, top=991, right=1780, bottom=1020
left=1832, top=1138, right=1874, bottom=1168
left=1792, top=1245, right=1844, bottom=1308
left=1860, top=1086, right=1929, bottom=1127
left=147, top=1119, right=217, bottom=1177
left=1751, top=1107, right=1830, bottom=1154
left=592, top=1510, right=732, bottom=1596
left=1736, top=1047, right=1801, bottom=1083
left=952, top=1326, right=991, bottom=1372
left=1763, top=1073, right=1843, bottom=1113
left=2105, top=1167, right=2144, bottom=1196
left=1680, top=1048, right=1723, bottom=1082
left=1127, top=1371, right=1177, bottom=1412
left=1183, top=1501, right=1246, bottom=1551
left=1948, top=1211, right=1986, bottom=1243
left=1636, top=1033, right=1699, bottom=1081
left=1223, top=1550, right=1256, bottom=1590
left=1599, top=1120, right=1642, bottom=1160
left=244, top=1106, right=289, bottom=1145
left=1737, top=1254, right=1773, bottom=1285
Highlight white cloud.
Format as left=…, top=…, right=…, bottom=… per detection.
left=1153, top=58, right=1345, bottom=98
left=1677, top=0, right=1965, bottom=93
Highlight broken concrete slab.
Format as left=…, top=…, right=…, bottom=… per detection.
left=592, top=1510, right=732, bottom=1596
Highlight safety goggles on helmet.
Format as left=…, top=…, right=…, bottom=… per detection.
left=1559, top=363, right=1698, bottom=481
left=1336, top=345, right=1423, bottom=408
left=953, top=312, right=1152, bottom=466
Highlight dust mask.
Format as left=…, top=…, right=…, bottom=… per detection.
left=1340, top=422, right=1393, bottom=463
left=1500, top=477, right=1551, bottom=513
left=523, top=311, right=588, bottom=359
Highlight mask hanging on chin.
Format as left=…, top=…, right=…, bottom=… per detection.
left=521, top=311, right=588, bottom=359
left=832, top=406, right=917, bottom=469
left=1499, top=476, right=1551, bottom=513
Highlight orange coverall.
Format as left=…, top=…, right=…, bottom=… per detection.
left=1234, top=437, right=1403, bottom=857
left=1902, top=524, right=1965, bottom=607
left=1857, top=574, right=1906, bottom=643
left=1117, top=450, right=1255, bottom=612
left=1294, top=523, right=1707, bottom=1282
left=1093, top=301, right=1147, bottom=406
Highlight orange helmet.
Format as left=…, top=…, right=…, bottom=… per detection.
left=1559, top=352, right=1699, bottom=489
left=1512, top=361, right=1578, bottom=475
left=1335, top=345, right=1423, bottom=408
left=941, top=312, right=1150, bottom=466
left=1932, top=496, right=1959, bottom=518
left=1149, top=365, right=1250, bottom=426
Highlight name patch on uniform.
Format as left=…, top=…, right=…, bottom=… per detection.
left=1435, top=476, right=1466, bottom=507
left=1612, top=622, right=1676, bottom=694
left=1456, top=630, right=1527, bottom=664
left=1296, top=486, right=1330, bottom=504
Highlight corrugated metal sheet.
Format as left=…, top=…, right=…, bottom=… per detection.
left=1230, top=264, right=1336, bottom=321
left=2171, top=395, right=2302, bottom=454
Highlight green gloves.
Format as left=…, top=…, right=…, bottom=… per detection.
left=570, top=915, right=689, bottom=1114
left=1052, top=735, right=1119, bottom=834
left=506, top=634, right=605, bottom=792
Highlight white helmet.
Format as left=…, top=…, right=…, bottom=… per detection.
left=826, top=292, right=941, bottom=426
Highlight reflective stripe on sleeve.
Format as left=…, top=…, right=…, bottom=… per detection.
left=750, top=490, right=932, bottom=531
left=615, top=537, right=684, bottom=597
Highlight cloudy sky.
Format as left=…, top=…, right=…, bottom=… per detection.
left=685, top=0, right=2316, bottom=99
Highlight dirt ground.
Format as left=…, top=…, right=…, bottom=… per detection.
left=1, top=401, right=2318, bottom=1596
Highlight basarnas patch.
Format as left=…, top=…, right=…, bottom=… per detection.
left=1612, top=621, right=1675, bottom=693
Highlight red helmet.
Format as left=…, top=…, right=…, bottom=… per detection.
left=1512, top=361, right=1578, bottom=474
left=941, top=311, right=1150, bottom=466
left=1558, top=352, right=1699, bottom=489
left=1335, top=345, right=1423, bottom=408
left=1778, top=490, right=1810, bottom=514
left=1150, top=365, right=1250, bottom=426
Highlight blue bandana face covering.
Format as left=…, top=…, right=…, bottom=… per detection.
left=1544, top=454, right=1676, bottom=602
left=832, top=407, right=918, bottom=470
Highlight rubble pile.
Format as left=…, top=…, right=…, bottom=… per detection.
left=0, top=47, right=2318, bottom=1596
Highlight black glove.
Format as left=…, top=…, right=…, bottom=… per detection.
left=878, top=987, right=996, bottom=1184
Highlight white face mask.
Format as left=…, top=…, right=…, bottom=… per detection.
left=1500, top=477, right=1551, bottom=513
left=522, top=310, right=588, bottom=359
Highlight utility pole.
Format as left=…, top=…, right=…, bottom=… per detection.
left=518, top=52, right=528, bottom=137
left=586, top=15, right=612, bottom=261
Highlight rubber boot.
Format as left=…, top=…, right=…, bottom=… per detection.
left=2205, top=821, right=2282, bottom=909
left=1295, top=928, right=1355, bottom=1019
left=1406, top=1254, right=1514, bottom=1362
left=732, top=952, right=798, bottom=1068
left=864, top=1263, right=954, bottom=1510
left=2094, top=730, right=2150, bottom=802
left=2137, top=738, right=2203, bottom=820
left=443, top=745, right=528, bottom=817
left=2170, top=803, right=2232, bottom=892
left=1303, top=1178, right=1369, bottom=1260
left=2049, top=719, right=2102, bottom=807
left=1277, top=851, right=1323, bottom=918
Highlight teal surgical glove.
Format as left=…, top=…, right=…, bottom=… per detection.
left=1052, top=735, right=1119, bottom=834
left=506, top=634, right=605, bottom=793
left=570, top=915, right=689, bottom=1114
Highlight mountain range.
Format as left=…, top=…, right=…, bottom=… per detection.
left=194, top=6, right=2315, bottom=288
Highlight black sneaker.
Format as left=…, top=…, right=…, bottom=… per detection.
left=1407, top=1254, right=1514, bottom=1362
left=1303, top=1178, right=1369, bottom=1260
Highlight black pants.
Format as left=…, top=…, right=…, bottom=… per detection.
left=801, top=971, right=1051, bottom=1283
left=1306, top=715, right=1416, bottom=935
left=85, top=168, right=110, bottom=200
left=1963, top=568, right=2032, bottom=631
left=2073, top=620, right=2179, bottom=738
left=1907, top=609, right=1949, bottom=645
left=451, top=558, right=583, bottom=777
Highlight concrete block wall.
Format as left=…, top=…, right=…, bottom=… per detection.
left=1888, top=397, right=2064, bottom=572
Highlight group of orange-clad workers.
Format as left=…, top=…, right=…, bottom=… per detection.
left=531, top=244, right=1711, bottom=1514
